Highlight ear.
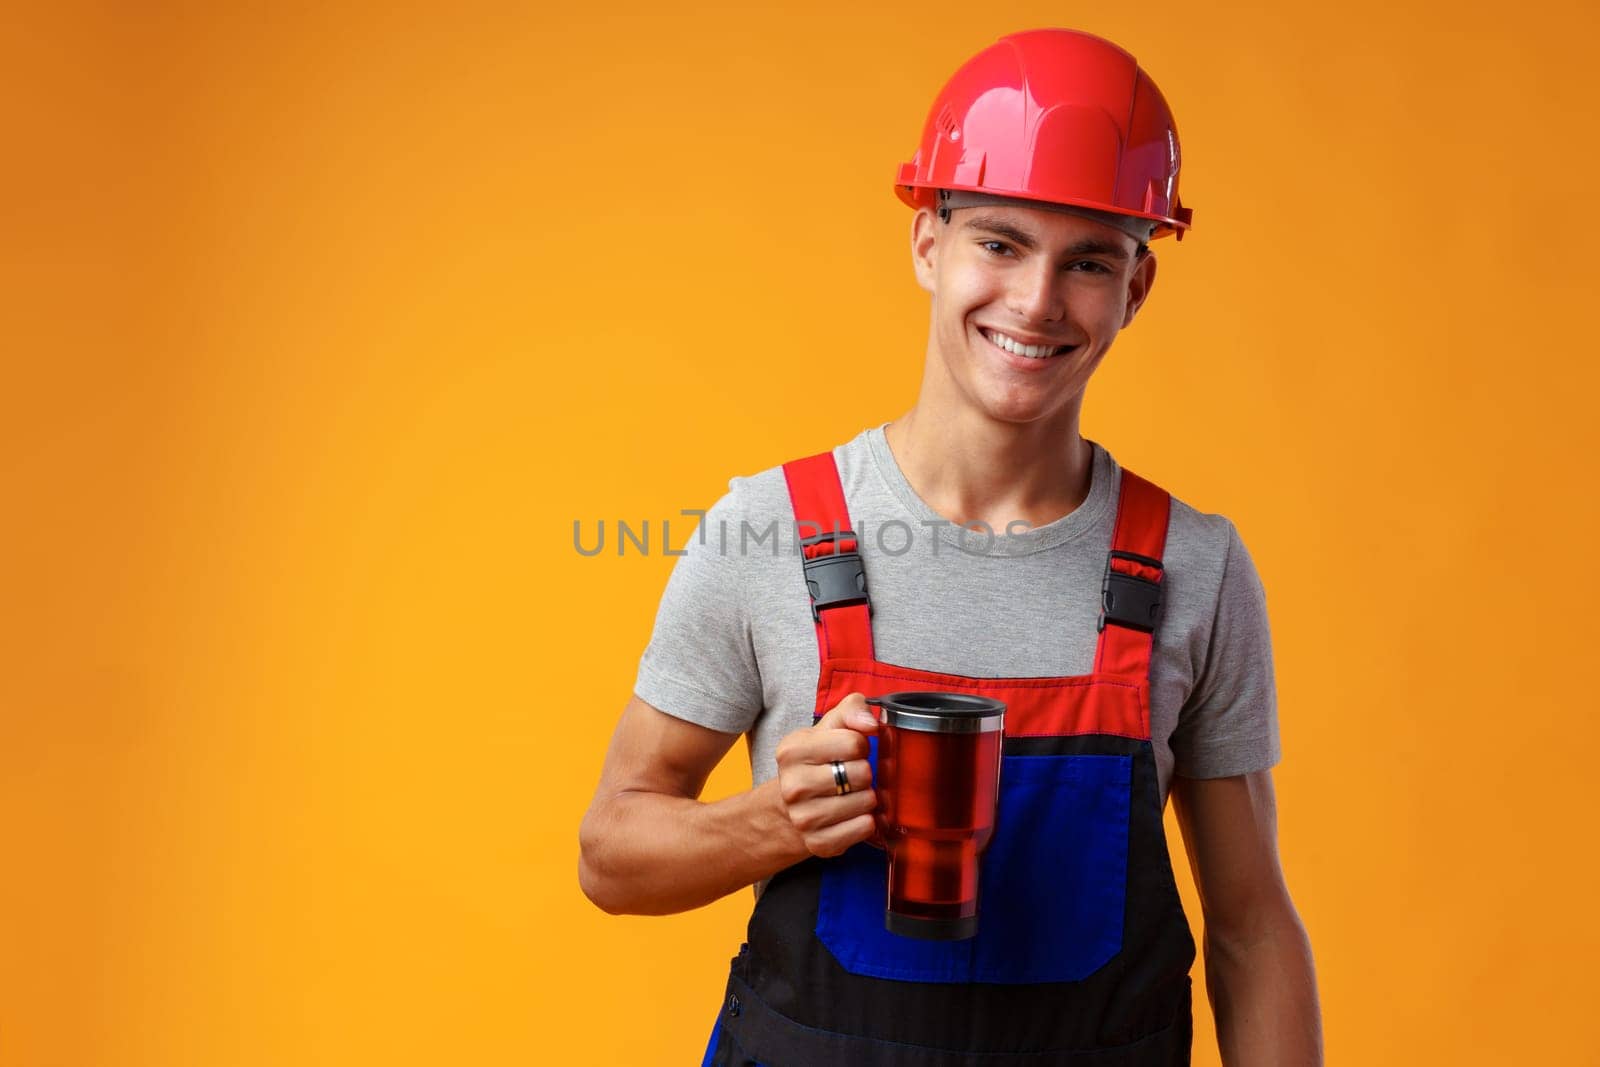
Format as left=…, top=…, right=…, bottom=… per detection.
left=1121, top=249, right=1158, bottom=328
left=910, top=207, right=941, bottom=294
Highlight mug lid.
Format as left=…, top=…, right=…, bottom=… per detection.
left=866, top=692, right=1006, bottom=717
left=866, top=692, right=1005, bottom=733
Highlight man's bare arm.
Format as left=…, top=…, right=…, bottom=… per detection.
left=1172, top=770, right=1323, bottom=1067
left=577, top=694, right=877, bottom=915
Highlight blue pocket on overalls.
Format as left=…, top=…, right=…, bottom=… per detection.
left=815, top=752, right=1132, bottom=985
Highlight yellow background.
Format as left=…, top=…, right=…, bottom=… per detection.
left=4, top=1, right=1597, bottom=1063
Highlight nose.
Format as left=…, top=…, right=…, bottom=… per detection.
left=1005, top=257, right=1065, bottom=324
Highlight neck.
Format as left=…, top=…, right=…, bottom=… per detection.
left=881, top=404, right=1093, bottom=532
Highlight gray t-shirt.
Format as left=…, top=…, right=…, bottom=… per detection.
left=635, top=425, right=1280, bottom=810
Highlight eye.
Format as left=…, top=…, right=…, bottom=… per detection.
left=1067, top=260, right=1113, bottom=274
left=979, top=240, right=1014, bottom=257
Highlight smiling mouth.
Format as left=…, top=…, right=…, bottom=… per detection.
left=980, top=327, right=1078, bottom=360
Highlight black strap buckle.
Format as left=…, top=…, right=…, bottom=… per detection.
left=1098, top=549, right=1164, bottom=633
left=799, top=530, right=871, bottom=623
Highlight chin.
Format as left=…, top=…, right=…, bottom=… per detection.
left=974, top=394, right=1057, bottom=426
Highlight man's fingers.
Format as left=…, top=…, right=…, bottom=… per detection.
left=813, top=691, right=864, bottom=729
left=775, top=715, right=872, bottom=770
left=786, top=790, right=878, bottom=836
left=780, top=755, right=872, bottom=807
left=807, top=757, right=873, bottom=800
left=802, top=813, right=879, bottom=858
left=775, top=693, right=880, bottom=842
left=789, top=729, right=872, bottom=766
left=814, top=692, right=879, bottom=734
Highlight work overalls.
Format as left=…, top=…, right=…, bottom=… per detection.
left=702, top=449, right=1197, bottom=1066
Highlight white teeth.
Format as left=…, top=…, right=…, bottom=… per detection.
left=984, top=328, right=1065, bottom=359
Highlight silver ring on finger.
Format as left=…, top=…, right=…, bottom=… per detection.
left=830, top=760, right=852, bottom=795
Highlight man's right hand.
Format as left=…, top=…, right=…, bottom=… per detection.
left=774, top=692, right=879, bottom=858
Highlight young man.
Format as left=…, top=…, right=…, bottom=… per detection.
left=579, top=28, right=1323, bottom=1066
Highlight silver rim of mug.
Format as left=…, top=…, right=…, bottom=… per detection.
left=881, top=709, right=1004, bottom=734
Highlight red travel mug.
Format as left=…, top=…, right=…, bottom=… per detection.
left=865, top=692, right=1006, bottom=940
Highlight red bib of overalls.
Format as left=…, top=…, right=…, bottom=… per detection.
left=703, top=449, right=1197, bottom=1066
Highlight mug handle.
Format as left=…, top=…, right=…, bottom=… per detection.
left=862, top=697, right=887, bottom=849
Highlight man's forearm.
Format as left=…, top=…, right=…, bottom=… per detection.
left=1204, top=909, right=1323, bottom=1066
left=578, top=778, right=809, bottom=915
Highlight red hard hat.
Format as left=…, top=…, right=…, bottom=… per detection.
left=895, top=29, right=1194, bottom=240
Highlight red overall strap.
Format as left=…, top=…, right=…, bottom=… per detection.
left=781, top=451, right=876, bottom=664
left=1092, top=468, right=1172, bottom=679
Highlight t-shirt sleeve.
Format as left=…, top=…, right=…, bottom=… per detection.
left=1170, top=517, right=1283, bottom=779
left=632, top=480, right=764, bottom=735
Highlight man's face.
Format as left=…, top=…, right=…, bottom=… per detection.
left=910, top=202, right=1157, bottom=427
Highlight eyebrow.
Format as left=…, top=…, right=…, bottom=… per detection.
left=961, top=213, right=1133, bottom=260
